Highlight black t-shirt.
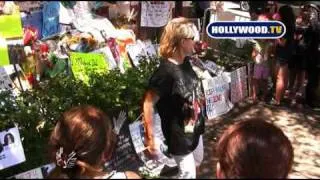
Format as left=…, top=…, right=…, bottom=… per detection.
left=148, top=57, right=206, bottom=155
left=276, top=25, right=295, bottom=61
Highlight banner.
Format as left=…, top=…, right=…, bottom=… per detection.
left=140, top=2, right=171, bottom=27
left=202, top=75, right=233, bottom=119
left=0, top=14, right=23, bottom=39
left=230, top=66, right=248, bottom=103
left=70, top=52, right=108, bottom=84
left=0, top=127, right=26, bottom=170
left=0, top=38, right=10, bottom=66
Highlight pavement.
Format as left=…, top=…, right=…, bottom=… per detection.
left=197, top=98, right=320, bottom=179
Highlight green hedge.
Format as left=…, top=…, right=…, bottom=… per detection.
left=0, top=55, right=159, bottom=178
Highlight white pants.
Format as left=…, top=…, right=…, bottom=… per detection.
left=172, top=135, right=204, bottom=179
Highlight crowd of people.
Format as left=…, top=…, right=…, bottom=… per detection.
left=250, top=4, right=320, bottom=108
left=43, top=15, right=298, bottom=179
left=47, top=105, right=293, bottom=179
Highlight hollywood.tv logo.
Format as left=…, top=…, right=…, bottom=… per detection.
left=206, top=21, right=286, bottom=39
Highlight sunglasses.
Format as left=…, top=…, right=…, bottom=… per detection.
left=185, top=37, right=195, bottom=41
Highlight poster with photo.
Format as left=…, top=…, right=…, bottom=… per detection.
left=0, top=67, right=14, bottom=92
left=129, top=113, right=177, bottom=177
left=1, top=64, right=31, bottom=94
left=0, top=127, right=26, bottom=170
left=0, top=65, right=30, bottom=96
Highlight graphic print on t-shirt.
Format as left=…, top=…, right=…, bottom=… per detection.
left=170, top=60, right=205, bottom=135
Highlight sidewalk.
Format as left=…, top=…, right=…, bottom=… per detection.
left=198, top=99, right=320, bottom=178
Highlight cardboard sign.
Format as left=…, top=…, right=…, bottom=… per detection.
left=70, top=52, right=108, bottom=84
left=141, top=2, right=171, bottom=27
left=0, top=127, right=26, bottom=170
left=202, top=75, right=233, bottom=119
left=230, top=66, right=248, bottom=103
left=0, top=38, right=10, bottom=66
left=0, top=14, right=23, bottom=39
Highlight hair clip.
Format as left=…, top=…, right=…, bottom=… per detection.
left=56, top=147, right=77, bottom=169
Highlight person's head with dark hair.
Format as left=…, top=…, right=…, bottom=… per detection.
left=48, top=105, right=116, bottom=178
left=4, top=133, right=15, bottom=146
left=278, top=5, right=295, bottom=29
left=216, top=119, right=294, bottom=179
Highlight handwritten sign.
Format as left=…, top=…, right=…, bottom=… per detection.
left=70, top=52, right=108, bottom=84
left=230, top=66, right=248, bottom=103
left=141, top=2, right=171, bottom=27
left=0, top=14, right=23, bottom=39
left=0, top=127, right=26, bottom=170
left=0, top=38, right=10, bottom=66
left=202, top=75, right=233, bottom=119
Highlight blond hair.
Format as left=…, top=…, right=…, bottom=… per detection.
left=159, top=17, right=196, bottom=59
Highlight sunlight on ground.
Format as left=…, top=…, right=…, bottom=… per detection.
left=200, top=103, right=320, bottom=178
